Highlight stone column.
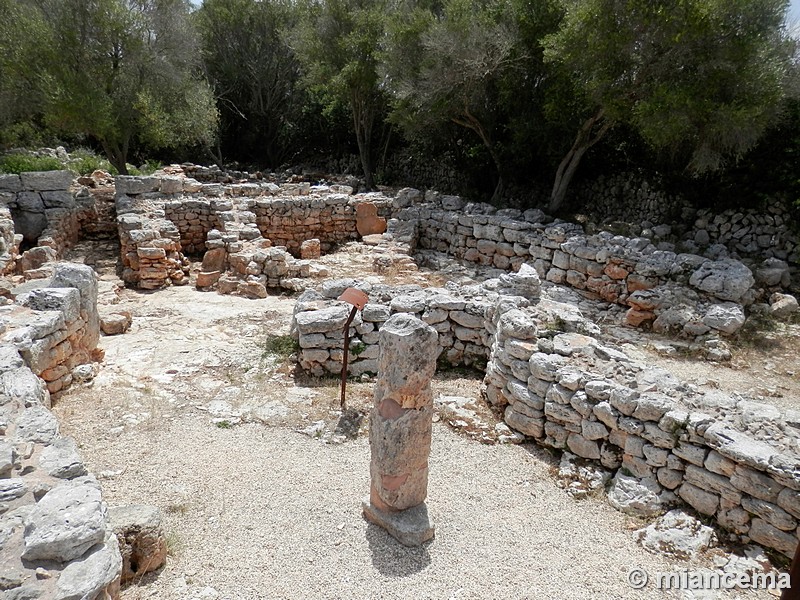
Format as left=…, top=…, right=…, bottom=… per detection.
left=362, top=313, right=438, bottom=546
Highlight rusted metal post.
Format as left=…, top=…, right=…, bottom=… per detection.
left=340, top=305, right=358, bottom=409
left=337, top=288, right=369, bottom=411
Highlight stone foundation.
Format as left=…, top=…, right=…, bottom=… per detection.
left=292, top=273, right=800, bottom=558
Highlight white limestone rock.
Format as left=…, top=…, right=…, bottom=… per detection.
left=701, top=303, right=746, bottom=334
left=39, top=437, right=88, bottom=480
left=54, top=532, right=122, bottom=600
left=22, top=479, right=107, bottom=562
left=688, top=258, right=754, bottom=302
left=635, top=509, right=716, bottom=559
left=607, top=473, right=668, bottom=517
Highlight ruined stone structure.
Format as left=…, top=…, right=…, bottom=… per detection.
left=0, top=263, right=124, bottom=598
left=0, top=171, right=97, bottom=280
left=0, top=165, right=798, bottom=594
left=363, top=313, right=438, bottom=546
left=293, top=271, right=800, bottom=558
left=113, top=172, right=394, bottom=296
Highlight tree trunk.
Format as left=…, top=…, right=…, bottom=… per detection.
left=490, top=176, right=505, bottom=205
left=549, top=108, right=613, bottom=213
left=100, top=139, right=129, bottom=176
left=453, top=105, right=503, bottom=204
left=351, top=88, right=375, bottom=190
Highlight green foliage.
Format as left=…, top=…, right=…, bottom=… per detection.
left=293, top=0, right=391, bottom=188
left=384, top=0, right=563, bottom=201
left=0, top=154, right=62, bottom=174
left=543, top=0, right=795, bottom=209
left=66, top=148, right=114, bottom=175
left=197, top=0, right=304, bottom=167
left=0, top=0, right=218, bottom=174
left=261, top=335, right=300, bottom=359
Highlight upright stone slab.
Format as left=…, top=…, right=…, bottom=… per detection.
left=362, top=313, right=438, bottom=546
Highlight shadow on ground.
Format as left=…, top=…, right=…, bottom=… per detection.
left=365, top=523, right=432, bottom=577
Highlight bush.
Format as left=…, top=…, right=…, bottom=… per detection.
left=67, top=148, right=114, bottom=175
left=0, top=153, right=63, bottom=173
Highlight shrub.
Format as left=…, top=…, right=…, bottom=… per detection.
left=0, top=153, right=63, bottom=173
left=67, top=148, right=114, bottom=175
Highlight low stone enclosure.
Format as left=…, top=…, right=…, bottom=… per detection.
left=293, top=271, right=800, bottom=559
left=0, top=166, right=799, bottom=597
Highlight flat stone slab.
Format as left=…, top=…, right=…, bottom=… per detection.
left=362, top=497, right=434, bottom=547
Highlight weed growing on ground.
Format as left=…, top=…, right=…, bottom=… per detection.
left=165, top=531, right=184, bottom=557
left=261, top=334, right=300, bottom=360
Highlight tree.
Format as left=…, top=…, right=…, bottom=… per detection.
left=0, top=0, right=52, bottom=145
left=197, top=0, right=303, bottom=166
left=3, top=0, right=218, bottom=173
left=383, top=0, right=514, bottom=201
left=293, top=0, right=388, bottom=189
left=383, top=0, right=563, bottom=202
left=543, top=0, right=796, bottom=212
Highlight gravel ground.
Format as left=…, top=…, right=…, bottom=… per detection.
left=57, top=412, right=712, bottom=600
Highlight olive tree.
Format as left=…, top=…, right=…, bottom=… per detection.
left=544, top=0, right=796, bottom=212
left=4, top=0, right=218, bottom=173
left=293, top=0, right=389, bottom=189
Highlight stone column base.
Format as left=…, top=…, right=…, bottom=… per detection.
left=362, top=496, right=435, bottom=547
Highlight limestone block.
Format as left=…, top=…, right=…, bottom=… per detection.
left=356, top=202, right=387, bottom=236
left=688, top=258, right=755, bottom=302
left=39, top=437, right=88, bottom=479
left=300, top=238, right=321, bottom=259
left=42, top=190, right=76, bottom=209
left=109, top=504, right=168, bottom=582
left=115, top=175, right=159, bottom=195
left=702, top=303, right=746, bottom=334
left=23, top=479, right=107, bottom=562
left=100, top=311, right=132, bottom=335
left=635, top=509, right=716, bottom=560
left=14, top=405, right=58, bottom=443
left=19, top=170, right=73, bottom=191
left=748, top=518, right=797, bottom=557
left=54, top=532, right=122, bottom=600
left=607, top=473, right=666, bottom=517
left=0, top=173, right=22, bottom=192
left=369, top=313, right=437, bottom=511
left=50, top=263, right=99, bottom=352
left=770, top=293, right=798, bottom=317
left=18, top=287, right=80, bottom=323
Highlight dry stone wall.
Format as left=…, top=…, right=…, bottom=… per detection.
left=114, top=171, right=393, bottom=296
left=293, top=271, right=800, bottom=558
left=0, top=263, right=123, bottom=598
left=395, top=193, right=764, bottom=346
left=0, top=171, right=98, bottom=280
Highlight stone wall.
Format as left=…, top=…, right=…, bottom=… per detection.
left=292, top=278, right=511, bottom=376
left=292, top=273, right=800, bottom=559
left=570, top=172, right=689, bottom=226
left=114, top=172, right=391, bottom=294
left=1, top=263, right=122, bottom=598
left=0, top=171, right=98, bottom=279
left=397, top=193, right=758, bottom=346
